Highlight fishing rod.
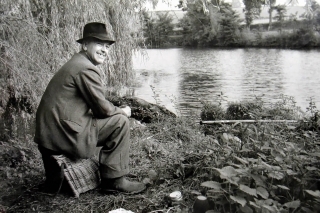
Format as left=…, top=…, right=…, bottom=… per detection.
left=200, top=120, right=299, bottom=125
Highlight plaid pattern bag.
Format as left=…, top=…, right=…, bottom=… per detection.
left=52, top=155, right=100, bottom=197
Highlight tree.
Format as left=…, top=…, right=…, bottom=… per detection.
left=142, top=10, right=157, bottom=47
left=264, top=0, right=277, bottom=30
left=314, top=1, right=320, bottom=32
left=242, top=0, right=263, bottom=30
left=142, top=11, right=174, bottom=47
left=303, top=0, right=320, bottom=30
left=178, top=0, right=221, bottom=37
left=274, top=5, right=287, bottom=32
left=154, top=12, right=175, bottom=47
left=178, top=1, right=242, bottom=47
left=178, top=1, right=214, bottom=46
left=217, top=3, right=242, bottom=46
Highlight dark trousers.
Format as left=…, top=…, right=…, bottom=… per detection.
left=39, top=114, right=130, bottom=182
left=97, top=114, right=130, bottom=179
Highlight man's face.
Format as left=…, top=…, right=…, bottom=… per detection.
left=83, top=39, right=111, bottom=65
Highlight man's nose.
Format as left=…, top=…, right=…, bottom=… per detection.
left=101, top=44, right=109, bottom=52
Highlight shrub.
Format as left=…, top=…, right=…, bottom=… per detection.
left=200, top=101, right=225, bottom=121
left=258, top=27, right=319, bottom=48
left=226, top=101, right=263, bottom=120
left=194, top=97, right=320, bottom=213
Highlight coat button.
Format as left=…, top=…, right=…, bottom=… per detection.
left=93, top=123, right=96, bottom=127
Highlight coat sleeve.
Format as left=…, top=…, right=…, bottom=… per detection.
left=74, top=69, right=126, bottom=118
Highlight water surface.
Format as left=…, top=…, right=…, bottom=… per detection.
left=132, top=48, right=320, bottom=116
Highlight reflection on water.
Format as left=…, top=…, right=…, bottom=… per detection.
left=132, top=48, right=320, bottom=116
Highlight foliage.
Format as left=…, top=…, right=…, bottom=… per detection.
left=200, top=101, right=225, bottom=121
left=178, top=0, right=222, bottom=12
left=178, top=0, right=215, bottom=47
left=274, top=5, right=287, bottom=23
left=216, top=2, right=242, bottom=47
left=142, top=11, right=175, bottom=48
left=249, top=23, right=320, bottom=48
left=226, top=101, right=263, bottom=120
left=196, top=98, right=320, bottom=213
left=202, top=95, right=302, bottom=121
left=178, top=1, right=243, bottom=47
left=305, top=0, right=320, bottom=32
left=176, top=0, right=320, bottom=48
left=242, top=0, right=263, bottom=29
left=2, top=96, right=320, bottom=212
left=262, top=0, right=277, bottom=30
left=273, top=5, right=287, bottom=32
left=142, top=10, right=157, bottom=47
left=2, top=0, right=320, bottom=211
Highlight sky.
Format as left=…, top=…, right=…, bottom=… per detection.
left=146, top=0, right=319, bottom=11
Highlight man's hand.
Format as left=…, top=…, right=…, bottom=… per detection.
left=120, top=105, right=131, bottom=117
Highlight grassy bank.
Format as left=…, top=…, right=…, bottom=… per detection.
left=1, top=96, right=320, bottom=212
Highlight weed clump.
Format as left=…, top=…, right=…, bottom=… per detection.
left=200, top=101, right=225, bottom=121
left=226, top=101, right=263, bottom=120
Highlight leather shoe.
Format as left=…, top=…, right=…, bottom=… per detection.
left=101, top=176, right=146, bottom=194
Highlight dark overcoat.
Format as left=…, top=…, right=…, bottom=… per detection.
left=34, top=52, right=125, bottom=158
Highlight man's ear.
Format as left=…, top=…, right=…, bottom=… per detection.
left=82, top=43, right=87, bottom=51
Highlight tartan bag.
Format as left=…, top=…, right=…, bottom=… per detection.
left=51, top=155, right=100, bottom=198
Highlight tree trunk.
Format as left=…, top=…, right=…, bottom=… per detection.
left=268, top=3, right=273, bottom=31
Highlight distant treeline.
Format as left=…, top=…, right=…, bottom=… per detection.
left=142, top=1, right=320, bottom=49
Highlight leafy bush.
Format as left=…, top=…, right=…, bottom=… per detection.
left=258, top=27, right=319, bottom=49
left=226, top=101, right=263, bottom=120
left=200, top=101, right=225, bottom=121
left=192, top=96, right=320, bottom=212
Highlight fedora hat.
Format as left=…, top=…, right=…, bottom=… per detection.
left=76, top=22, right=115, bottom=44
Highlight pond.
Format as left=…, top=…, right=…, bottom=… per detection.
left=132, top=48, right=320, bottom=116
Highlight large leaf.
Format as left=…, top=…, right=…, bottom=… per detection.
left=235, top=168, right=249, bottom=174
left=306, top=166, right=318, bottom=171
left=201, top=181, right=221, bottom=190
left=261, top=161, right=273, bottom=170
left=284, top=200, right=300, bottom=209
left=307, top=152, right=320, bottom=158
left=251, top=174, right=266, bottom=187
left=277, top=185, right=290, bottom=190
left=239, top=184, right=257, bottom=197
left=268, top=171, right=284, bottom=180
left=226, top=176, right=240, bottom=186
left=249, top=201, right=260, bottom=209
left=257, top=186, right=269, bottom=199
left=262, top=204, right=277, bottom=212
left=215, top=166, right=238, bottom=179
left=286, top=169, right=298, bottom=176
left=305, top=190, right=320, bottom=198
left=230, top=195, right=246, bottom=207
left=247, top=158, right=258, bottom=163
left=234, top=156, right=249, bottom=165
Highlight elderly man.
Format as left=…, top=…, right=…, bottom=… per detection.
left=34, top=22, right=145, bottom=194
